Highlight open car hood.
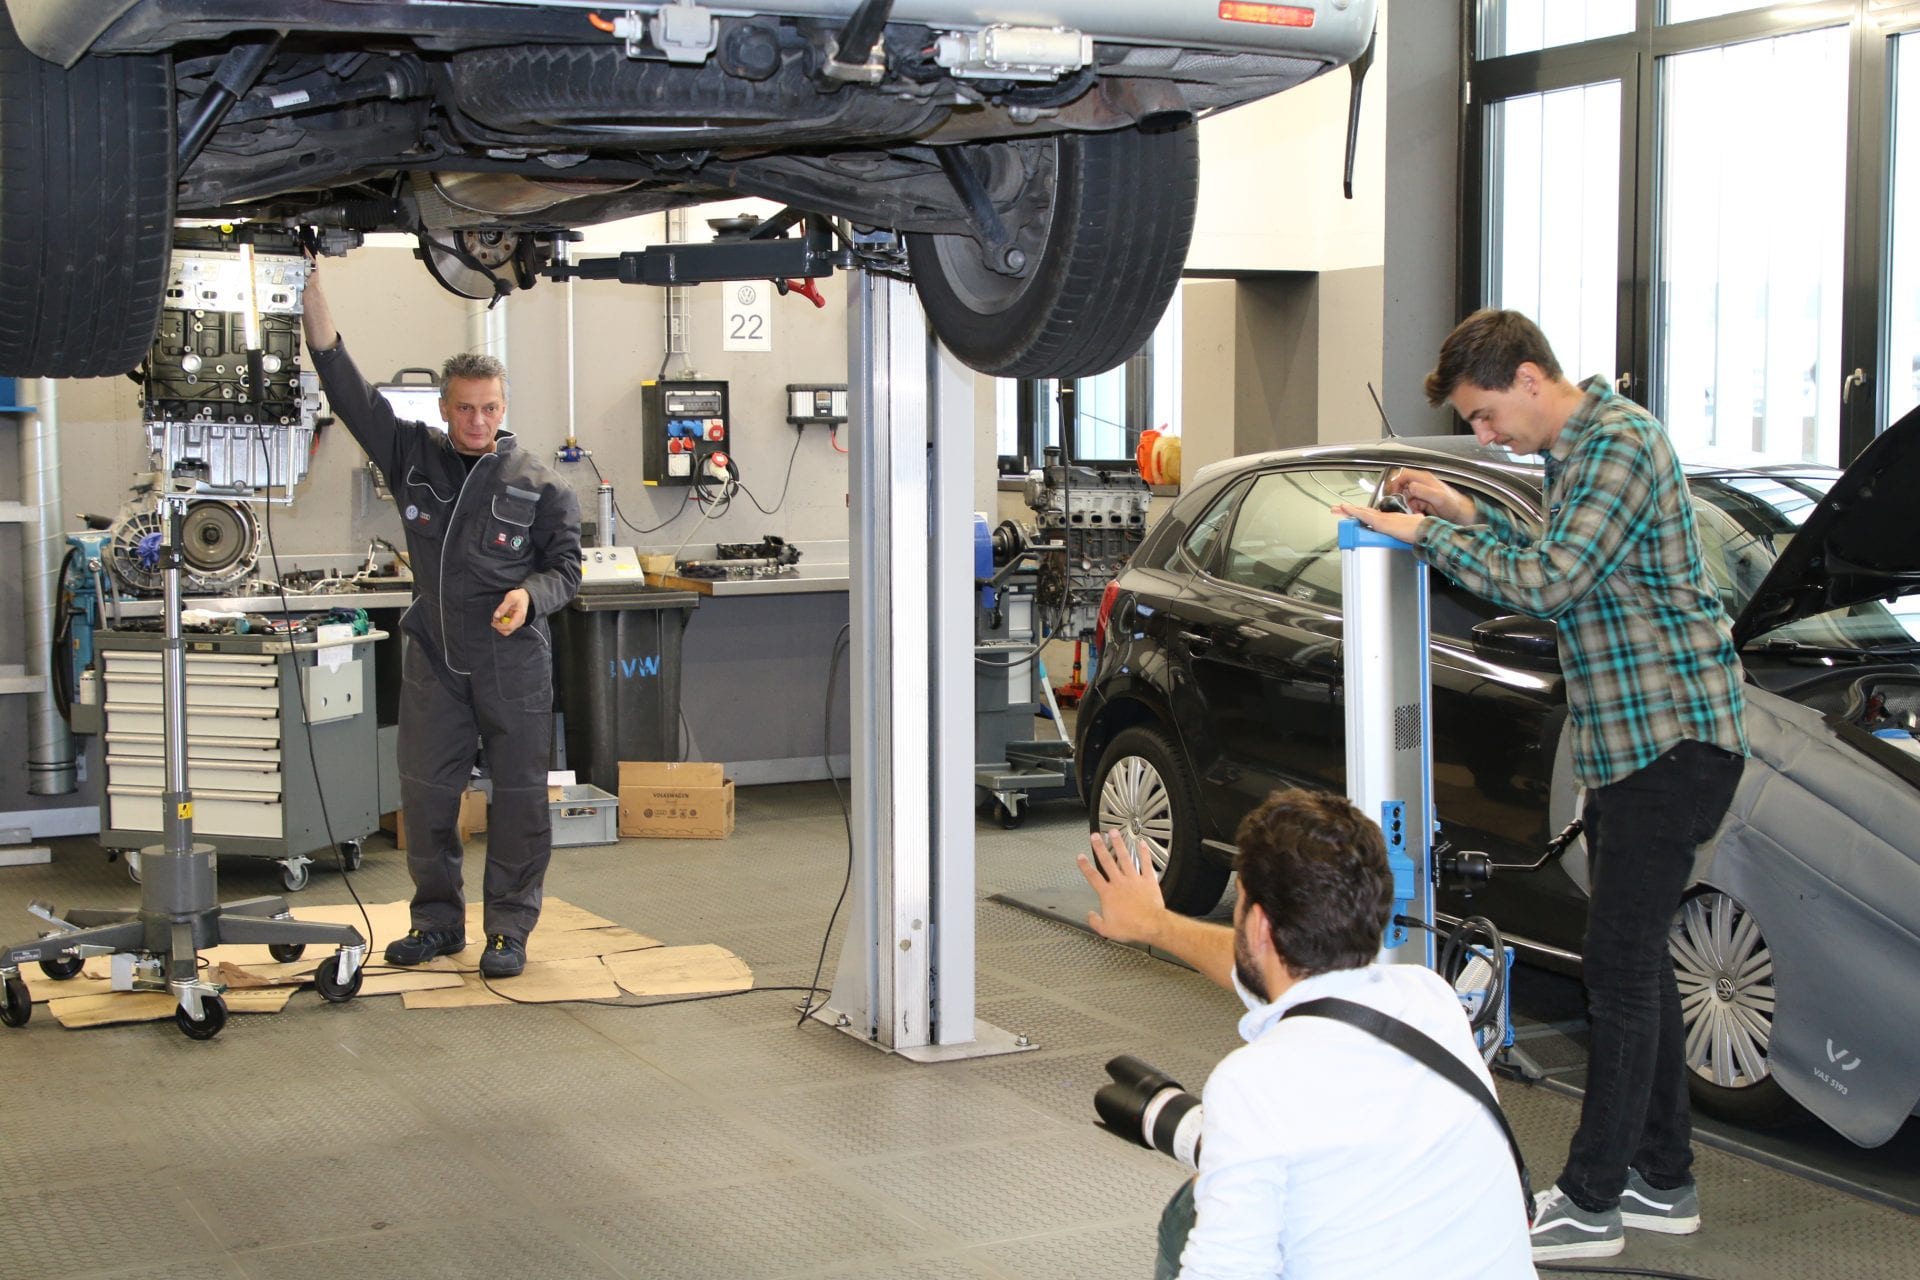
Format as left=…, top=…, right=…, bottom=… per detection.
left=1732, top=403, right=1920, bottom=649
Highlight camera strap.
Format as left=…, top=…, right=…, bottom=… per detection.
left=1283, top=996, right=1534, bottom=1223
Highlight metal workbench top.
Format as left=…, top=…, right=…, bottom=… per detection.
left=108, top=587, right=415, bottom=619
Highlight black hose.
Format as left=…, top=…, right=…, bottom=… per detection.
left=833, top=0, right=894, bottom=67
left=50, top=545, right=78, bottom=724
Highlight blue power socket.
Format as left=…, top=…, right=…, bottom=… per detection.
left=1381, top=799, right=1413, bottom=947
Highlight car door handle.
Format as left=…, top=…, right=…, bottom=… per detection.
left=1178, top=629, right=1214, bottom=654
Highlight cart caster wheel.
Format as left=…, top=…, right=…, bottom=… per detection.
left=339, top=840, right=364, bottom=872
left=1, top=975, right=30, bottom=1028
left=268, top=943, right=306, bottom=964
left=993, top=800, right=1024, bottom=830
left=38, top=954, right=82, bottom=981
left=125, top=852, right=142, bottom=885
left=280, top=860, right=311, bottom=893
left=314, top=954, right=362, bottom=1004
left=175, top=994, right=227, bottom=1041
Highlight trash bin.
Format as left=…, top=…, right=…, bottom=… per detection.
left=555, top=585, right=700, bottom=795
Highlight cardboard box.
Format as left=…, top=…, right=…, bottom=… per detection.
left=388, top=788, right=489, bottom=851
left=617, top=761, right=735, bottom=839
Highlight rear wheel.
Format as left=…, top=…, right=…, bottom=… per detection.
left=908, top=123, right=1198, bottom=379
left=1089, top=724, right=1226, bottom=915
left=1671, top=888, right=1804, bottom=1126
left=0, top=11, right=174, bottom=376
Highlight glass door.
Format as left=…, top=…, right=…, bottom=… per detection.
left=1884, top=28, right=1920, bottom=427
left=1654, top=25, right=1851, bottom=464
left=1469, top=46, right=1641, bottom=396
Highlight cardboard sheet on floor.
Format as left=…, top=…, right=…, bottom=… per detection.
left=487, top=898, right=619, bottom=934
left=21, top=970, right=116, bottom=1003
left=603, top=944, right=753, bottom=997
left=48, top=986, right=296, bottom=1028
left=400, top=956, right=620, bottom=1009
left=448, top=924, right=660, bottom=968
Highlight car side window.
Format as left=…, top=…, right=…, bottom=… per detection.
left=1426, top=480, right=1540, bottom=640
left=1214, top=468, right=1378, bottom=605
left=1176, top=478, right=1248, bottom=573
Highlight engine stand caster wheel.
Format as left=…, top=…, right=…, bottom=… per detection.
left=339, top=840, right=364, bottom=873
left=314, top=954, right=363, bottom=1004
left=268, top=943, right=306, bottom=964
left=1, top=975, right=30, bottom=1028
left=280, top=859, right=311, bottom=892
left=38, top=954, right=83, bottom=981
left=993, top=799, right=1025, bottom=830
left=175, top=993, right=227, bottom=1041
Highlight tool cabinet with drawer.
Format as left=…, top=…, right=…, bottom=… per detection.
left=96, top=628, right=383, bottom=891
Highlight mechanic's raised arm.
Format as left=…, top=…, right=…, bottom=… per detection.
left=301, top=267, right=407, bottom=480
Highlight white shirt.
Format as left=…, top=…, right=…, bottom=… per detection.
left=1179, top=963, right=1537, bottom=1280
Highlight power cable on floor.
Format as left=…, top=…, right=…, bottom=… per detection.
left=797, top=622, right=854, bottom=1026
left=255, top=431, right=377, bottom=953
left=1539, top=1266, right=1723, bottom=1279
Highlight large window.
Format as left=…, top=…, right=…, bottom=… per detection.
left=1658, top=27, right=1848, bottom=464
left=1486, top=82, right=1622, bottom=387
left=1888, top=32, right=1920, bottom=425
left=1470, top=2, right=1920, bottom=467
left=998, top=289, right=1182, bottom=475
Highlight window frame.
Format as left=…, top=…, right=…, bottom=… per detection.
left=1465, top=0, right=1920, bottom=465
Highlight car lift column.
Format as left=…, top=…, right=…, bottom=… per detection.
left=815, top=269, right=1028, bottom=1062
left=1339, top=519, right=1435, bottom=968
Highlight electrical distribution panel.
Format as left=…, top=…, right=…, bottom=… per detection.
left=641, top=379, right=730, bottom=486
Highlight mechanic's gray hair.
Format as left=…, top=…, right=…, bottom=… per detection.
left=440, top=352, right=508, bottom=398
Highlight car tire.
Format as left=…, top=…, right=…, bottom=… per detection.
left=907, top=123, right=1198, bottom=380
left=1670, top=888, right=1805, bottom=1127
left=1089, top=724, right=1227, bottom=916
left=0, top=12, right=174, bottom=377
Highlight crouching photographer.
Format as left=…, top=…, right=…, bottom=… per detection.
left=1078, top=789, right=1536, bottom=1279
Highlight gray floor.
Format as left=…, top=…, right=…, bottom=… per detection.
left=1, top=787, right=1915, bottom=1280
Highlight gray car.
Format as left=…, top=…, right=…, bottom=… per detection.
left=0, top=0, right=1376, bottom=381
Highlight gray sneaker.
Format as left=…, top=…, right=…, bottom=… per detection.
left=1530, top=1185, right=1624, bottom=1260
left=1622, top=1168, right=1701, bottom=1235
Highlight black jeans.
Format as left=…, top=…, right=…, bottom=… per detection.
left=1560, top=739, right=1745, bottom=1211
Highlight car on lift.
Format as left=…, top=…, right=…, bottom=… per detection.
left=0, top=0, right=1375, bottom=382
left=1073, top=412, right=1920, bottom=1148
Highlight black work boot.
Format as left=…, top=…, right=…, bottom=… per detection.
left=384, top=928, right=466, bottom=966
left=479, top=934, right=526, bottom=978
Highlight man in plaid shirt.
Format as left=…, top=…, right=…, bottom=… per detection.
left=1336, top=310, right=1747, bottom=1262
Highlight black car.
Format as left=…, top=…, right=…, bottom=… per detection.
left=1074, top=419, right=1920, bottom=1147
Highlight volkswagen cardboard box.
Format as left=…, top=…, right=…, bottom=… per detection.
left=618, top=761, right=735, bottom=839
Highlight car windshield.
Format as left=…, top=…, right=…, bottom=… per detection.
left=1688, top=470, right=1920, bottom=651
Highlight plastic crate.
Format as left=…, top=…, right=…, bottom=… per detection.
left=550, top=783, right=619, bottom=847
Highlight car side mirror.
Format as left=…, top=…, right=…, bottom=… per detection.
left=1470, top=615, right=1559, bottom=665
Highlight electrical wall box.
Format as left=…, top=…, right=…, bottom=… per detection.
left=642, top=379, right=730, bottom=486
left=786, top=383, right=848, bottom=428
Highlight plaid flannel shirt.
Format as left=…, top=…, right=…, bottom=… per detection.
left=1415, top=377, right=1748, bottom=788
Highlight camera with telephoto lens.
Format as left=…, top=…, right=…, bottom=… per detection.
left=1095, top=1054, right=1205, bottom=1171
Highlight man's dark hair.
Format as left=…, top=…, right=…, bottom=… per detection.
left=1233, top=789, right=1392, bottom=977
left=1423, top=308, right=1564, bottom=406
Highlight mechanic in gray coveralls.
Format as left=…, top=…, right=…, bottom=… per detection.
left=301, top=266, right=582, bottom=979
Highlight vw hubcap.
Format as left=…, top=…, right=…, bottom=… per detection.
left=1096, top=755, right=1174, bottom=876
left=1671, top=892, right=1776, bottom=1089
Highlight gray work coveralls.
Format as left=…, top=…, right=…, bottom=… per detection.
left=314, top=341, right=582, bottom=942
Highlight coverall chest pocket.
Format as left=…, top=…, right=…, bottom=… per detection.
left=481, top=490, right=539, bottom=560
left=401, top=467, right=455, bottom=543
